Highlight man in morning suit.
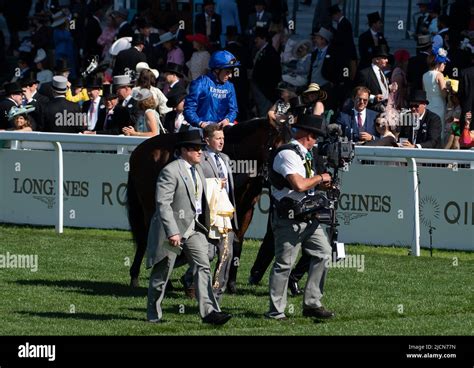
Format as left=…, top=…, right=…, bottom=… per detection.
left=358, top=12, right=389, bottom=71
left=146, top=129, right=232, bottom=325
left=112, top=34, right=147, bottom=77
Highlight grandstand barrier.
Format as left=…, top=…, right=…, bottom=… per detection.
left=0, top=132, right=473, bottom=253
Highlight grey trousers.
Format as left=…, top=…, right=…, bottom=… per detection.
left=268, top=213, right=332, bottom=316
left=183, top=231, right=234, bottom=302
left=147, top=230, right=221, bottom=321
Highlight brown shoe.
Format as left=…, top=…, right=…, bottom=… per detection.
left=303, top=307, right=335, bottom=319
left=184, top=286, right=196, bottom=299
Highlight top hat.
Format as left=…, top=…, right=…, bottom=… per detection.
left=54, top=59, right=70, bottom=73
left=102, top=84, right=117, bottom=100
left=166, top=88, right=187, bottom=108
left=372, top=44, right=390, bottom=58
left=113, top=75, right=134, bottom=87
left=290, top=95, right=309, bottom=110
left=85, top=77, right=102, bottom=89
left=313, top=27, right=333, bottom=43
left=408, top=90, right=429, bottom=104
left=132, top=33, right=146, bottom=46
left=20, top=71, right=40, bottom=87
left=186, top=33, right=210, bottom=48
left=328, top=5, right=342, bottom=16
left=3, top=82, right=23, bottom=95
left=367, top=12, right=382, bottom=26
left=164, top=62, right=185, bottom=78
left=292, top=114, right=327, bottom=137
left=175, top=129, right=206, bottom=147
left=52, top=76, right=68, bottom=93
left=416, top=34, right=432, bottom=49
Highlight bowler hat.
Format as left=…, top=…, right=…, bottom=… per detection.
left=367, top=12, right=382, bottom=26
left=3, top=82, right=23, bottom=95
left=175, top=129, right=206, bottom=147
left=372, top=45, right=390, bottom=58
left=408, top=90, right=429, bottom=104
left=102, top=84, right=117, bottom=100
left=292, top=114, right=327, bottom=137
left=164, top=62, right=185, bottom=78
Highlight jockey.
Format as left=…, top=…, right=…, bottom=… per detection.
left=183, top=50, right=239, bottom=129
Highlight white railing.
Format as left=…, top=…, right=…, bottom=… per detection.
left=1, top=132, right=473, bottom=255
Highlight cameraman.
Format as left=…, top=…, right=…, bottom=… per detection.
left=265, top=115, right=335, bottom=321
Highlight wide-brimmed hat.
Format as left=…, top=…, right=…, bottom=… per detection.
left=109, top=37, right=132, bottom=56
left=302, top=83, right=327, bottom=101
left=408, top=90, right=429, bottom=104
left=136, top=62, right=159, bottom=78
left=157, top=32, right=176, bottom=45
left=367, top=11, right=382, bottom=26
left=3, top=82, right=23, bottom=95
left=292, top=115, right=327, bottom=137
left=164, top=62, right=185, bottom=78
left=33, top=48, right=47, bottom=64
left=372, top=44, right=390, bottom=58
left=102, top=84, right=117, bottom=100
left=166, top=89, right=187, bottom=108
left=292, top=39, right=312, bottom=58
left=7, top=105, right=36, bottom=121
left=132, top=88, right=153, bottom=102
left=416, top=34, right=432, bottom=49
left=186, top=33, right=210, bottom=48
left=111, top=7, right=128, bottom=19
left=312, top=27, right=333, bottom=43
left=52, top=76, right=68, bottom=93
left=175, top=129, right=206, bottom=147
left=113, top=75, right=134, bottom=88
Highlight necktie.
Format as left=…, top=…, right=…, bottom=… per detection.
left=379, top=69, right=388, bottom=90
left=206, top=16, right=212, bottom=37
left=357, top=112, right=363, bottom=128
left=214, top=153, right=225, bottom=179
left=190, top=166, right=198, bottom=194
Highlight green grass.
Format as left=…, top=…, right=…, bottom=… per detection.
left=0, top=224, right=473, bottom=335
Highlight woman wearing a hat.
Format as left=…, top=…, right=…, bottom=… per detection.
left=159, top=32, right=185, bottom=67
left=186, top=34, right=211, bottom=80
left=422, top=47, right=449, bottom=138
left=5, top=105, right=35, bottom=131
left=123, top=88, right=164, bottom=137
left=34, top=49, right=53, bottom=87
left=133, top=64, right=172, bottom=117
left=302, top=82, right=327, bottom=116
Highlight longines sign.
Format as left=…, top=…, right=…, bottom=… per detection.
left=0, top=149, right=473, bottom=250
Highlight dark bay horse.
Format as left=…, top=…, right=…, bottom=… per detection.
left=127, top=118, right=288, bottom=288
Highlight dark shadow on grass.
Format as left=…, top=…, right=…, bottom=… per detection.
left=14, top=279, right=147, bottom=298
left=16, top=311, right=140, bottom=321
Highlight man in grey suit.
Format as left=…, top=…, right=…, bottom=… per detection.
left=200, top=125, right=238, bottom=301
left=146, top=129, right=232, bottom=325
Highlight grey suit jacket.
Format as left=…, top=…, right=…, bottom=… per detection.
left=199, top=149, right=238, bottom=230
left=146, top=158, right=208, bottom=269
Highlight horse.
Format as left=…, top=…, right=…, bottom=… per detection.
left=126, top=118, right=290, bottom=289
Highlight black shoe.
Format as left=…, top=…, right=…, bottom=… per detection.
left=248, top=274, right=260, bottom=285
left=165, top=280, right=174, bottom=292
left=227, top=281, right=237, bottom=294
left=202, top=311, right=232, bottom=325
left=303, top=307, right=335, bottom=319
left=288, top=279, right=303, bottom=296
